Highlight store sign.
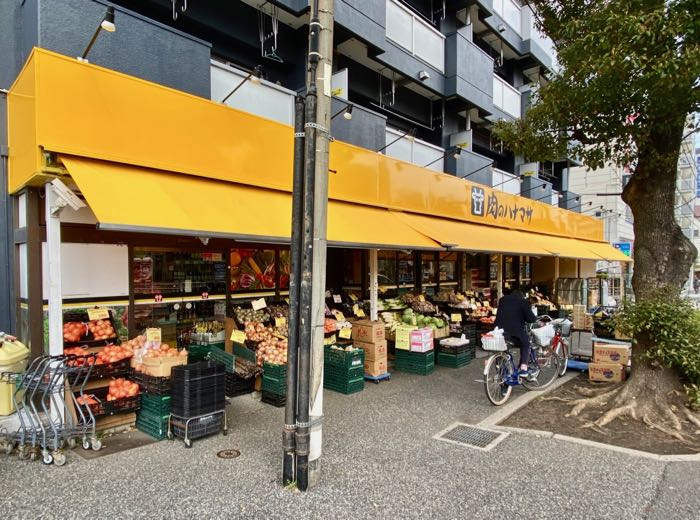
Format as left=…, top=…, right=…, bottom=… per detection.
left=470, top=186, right=535, bottom=225
left=87, top=308, right=110, bottom=321
left=613, top=242, right=632, bottom=257
left=471, top=187, right=485, bottom=216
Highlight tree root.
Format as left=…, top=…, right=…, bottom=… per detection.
left=596, top=403, right=637, bottom=427
left=566, top=387, right=622, bottom=417
left=541, top=396, right=573, bottom=403
left=683, top=408, right=700, bottom=430
left=643, top=415, right=686, bottom=442
left=579, top=421, right=609, bottom=435
left=574, top=384, right=622, bottom=397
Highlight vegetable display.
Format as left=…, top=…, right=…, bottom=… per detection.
left=107, top=378, right=140, bottom=400
left=142, top=344, right=186, bottom=358
left=243, top=321, right=274, bottom=343
left=63, top=322, right=85, bottom=343
left=256, top=338, right=288, bottom=366
left=401, top=309, right=445, bottom=329
left=87, top=319, right=116, bottom=341
left=234, top=307, right=269, bottom=324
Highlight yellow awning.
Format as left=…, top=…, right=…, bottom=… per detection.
left=525, top=234, right=603, bottom=261
left=60, top=155, right=440, bottom=250
left=394, top=212, right=552, bottom=256
left=585, top=241, right=633, bottom=262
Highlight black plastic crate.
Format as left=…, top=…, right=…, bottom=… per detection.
left=261, top=391, right=286, bottom=407
left=172, top=361, right=226, bottom=381
left=76, top=386, right=140, bottom=420
left=131, top=371, right=171, bottom=395
left=225, top=373, right=255, bottom=397
left=171, top=385, right=226, bottom=418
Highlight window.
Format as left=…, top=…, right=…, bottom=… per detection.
left=609, top=277, right=622, bottom=299
left=342, top=250, right=363, bottom=286
left=421, top=252, right=437, bottom=285
left=133, top=249, right=227, bottom=297
left=398, top=252, right=415, bottom=286
left=439, top=252, right=457, bottom=283
left=378, top=250, right=398, bottom=287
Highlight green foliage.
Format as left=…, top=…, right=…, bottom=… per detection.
left=493, top=0, right=700, bottom=169
left=614, top=292, right=700, bottom=402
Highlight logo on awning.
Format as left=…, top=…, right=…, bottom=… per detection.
left=471, top=187, right=485, bottom=216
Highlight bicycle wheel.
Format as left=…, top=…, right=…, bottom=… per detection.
left=553, top=338, right=569, bottom=377
left=484, top=353, right=513, bottom=406
left=522, top=346, right=560, bottom=391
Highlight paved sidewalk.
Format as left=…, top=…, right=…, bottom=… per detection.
left=0, top=362, right=693, bottom=519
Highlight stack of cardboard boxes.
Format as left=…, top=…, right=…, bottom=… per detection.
left=572, top=304, right=594, bottom=330
left=589, top=341, right=631, bottom=383
left=352, top=320, right=388, bottom=377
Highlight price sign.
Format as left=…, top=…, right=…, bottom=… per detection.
left=251, top=298, right=267, bottom=311
left=230, top=330, right=246, bottom=344
left=275, top=317, right=287, bottom=328
left=339, top=328, right=352, bottom=339
left=355, top=308, right=366, bottom=318
left=284, top=298, right=290, bottom=305
left=332, top=294, right=342, bottom=303
left=348, top=294, right=358, bottom=302
left=146, top=328, right=161, bottom=342
left=450, top=313, right=462, bottom=323
left=418, top=295, right=425, bottom=302
left=87, top=308, right=110, bottom=321
left=332, top=310, right=345, bottom=321
left=323, top=334, right=336, bottom=345
left=492, top=308, right=498, bottom=316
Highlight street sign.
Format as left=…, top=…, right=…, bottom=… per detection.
left=613, top=242, right=632, bottom=257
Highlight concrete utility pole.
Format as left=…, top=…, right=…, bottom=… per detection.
left=307, top=0, right=334, bottom=489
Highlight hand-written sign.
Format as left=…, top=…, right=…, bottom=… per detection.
left=339, top=328, right=352, bottom=339
left=230, top=330, right=246, bottom=344
left=251, top=298, right=267, bottom=311
left=87, top=308, right=110, bottom=321
left=146, top=328, right=161, bottom=343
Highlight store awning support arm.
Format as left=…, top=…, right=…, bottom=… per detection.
left=283, top=95, right=306, bottom=486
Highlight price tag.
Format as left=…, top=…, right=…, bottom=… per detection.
left=87, top=308, right=110, bottom=321
left=230, top=330, right=246, bottom=344
left=284, top=298, right=290, bottom=305
left=251, top=298, right=267, bottom=311
left=348, top=294, right=358, bottom=302
left=275, top=317, right=287, bottom=328
left=484, top=301, right=491, bottom=308
left=339, top=328, right=352, bottom=339
left=492, top=308, right=498, bottom=316
left=146, top=328, right=161, bottom=342
left=323, top=334, right=336, bottom=345
left=355, top=308, right=366, bottom=318
left=332, top=310, right=345, bottom=321
left=332, top=294, right=342, bottom=303
left=450, top=313, right=462, bottom=322
left=418, top=295, right=425, bottom=302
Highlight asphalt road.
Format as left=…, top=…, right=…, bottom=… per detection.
left=0, top=362, right=694, bottom=519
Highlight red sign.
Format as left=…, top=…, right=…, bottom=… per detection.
left=201, top=292, right=209, bottom=300
left=154, top=294, right=163, bottom=303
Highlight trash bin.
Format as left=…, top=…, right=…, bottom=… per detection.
left=0, top=334, right=30, bottom=416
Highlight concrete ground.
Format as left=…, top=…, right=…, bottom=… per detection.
left=1, top=361, right=698, bottom=519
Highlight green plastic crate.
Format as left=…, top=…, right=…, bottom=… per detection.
left=187, top=343, right=223, bottom=362
left=233, top=343, right=256, bottom=363
left=263, top=362, right=287, bottom=379
left=325, top=364, right=364, bottom=382
left=324, top=347, right=364, bottom=370
left=324, top=377, right=364, bottom=395
left=136, top=412, right=170, bottom=440
left=394, top=363, right=435, bottom=376
left=208, top=348, right=235, bottom=373
left=262, top=375, right=286, bottom=396
left=139, top=394, right=171, bottom=415
left=395, top=350, right=435, bottom=366
left=436, top=352, right=471, bottom=368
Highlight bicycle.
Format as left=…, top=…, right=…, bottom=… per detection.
left=537, top=315, right=571, bottom=377
left=482, top=327, right=561, bottom=406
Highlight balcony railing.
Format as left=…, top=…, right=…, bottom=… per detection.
left=386, top=0, right=445, bottom=73
left=492, top=168, right=520, bottom=195
left=493, top=75, right=521, bottom=117
left=493, top=0, right=521, bottom=35
left=384, top=127, right=445, bottom=172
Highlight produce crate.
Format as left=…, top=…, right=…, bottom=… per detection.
left=324, top=376, right=364, bottom=395
left=139, top=394, right=171, bottom=415
left=324, top=363, right=364, bottom=382
left=436, top=351, right=472, bottom=368
left=187, top=342, right=224, bottom=363
left=136, top=411, right=170, bottom=440
left=131, top=371, right=171, bottom=395
left=261, top=375, right=286, bottom=396
left=208, top=348, right=235, bottom=373
left=324, top=346, right=364, bottom=370
left=77, top=387, right=140, bottom=421
left=225, top=373, right=255, bottom=397
left=261, top=390, right=286, bottom=408
left=171, top=361, right=226, bottom=418
left=171, top=412, right=225, bottom=441
left=262, top=362, right=287, bottom=379
left=62, top=310, right=121, bottom=348
left=233, top=343, right=256, bottom=363
left=394, top=350, right=435, bottom=376
left=66, top=356, right=132, bottom=383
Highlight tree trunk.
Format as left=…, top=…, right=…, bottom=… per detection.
left=622, top=116, right=697, bottom=377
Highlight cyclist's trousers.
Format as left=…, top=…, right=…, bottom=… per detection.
left=511, top=336, right=529, bottom=368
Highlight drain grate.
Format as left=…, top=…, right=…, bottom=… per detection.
left=434, top=423, right=508, bottom=451
left=217, top=449, right=241, bottom=459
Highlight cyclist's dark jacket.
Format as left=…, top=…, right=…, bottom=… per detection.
left=494, top=293, right=538, bottom=347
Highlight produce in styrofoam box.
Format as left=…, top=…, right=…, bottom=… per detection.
left=87, top=319, right=117, bottom=341
left=133, top=343, right=186, bottom=373
left=107, top=378, right=140, bottom=401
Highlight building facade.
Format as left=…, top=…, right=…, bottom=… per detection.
left=1, top=0, right=623, bottom=356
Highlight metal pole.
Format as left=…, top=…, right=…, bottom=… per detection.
left=307, top=0, right=334, bottom=490
left=45, top=184, right=63, bottom=356
left=369, top=249, right=379, bottom=321
left=283, top=96, right=306, bottom=486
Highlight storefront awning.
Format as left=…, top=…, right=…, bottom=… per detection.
left=585, top=241, right=633, bottom=262
left=394, top=212, right=553, bottom=256
left=61, top=155, right=440, bottom=251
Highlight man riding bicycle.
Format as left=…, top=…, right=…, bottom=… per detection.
left=494, top=289, right=538, bottom=379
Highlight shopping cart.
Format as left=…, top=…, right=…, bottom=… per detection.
left=0, top=353, right=101, bottom=466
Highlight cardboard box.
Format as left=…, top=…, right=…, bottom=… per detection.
left=572, top=304, right=587, bottom=329
left=410, top=327, right=434, bottom=353
left=395, top=325, right=417, bottom=350
left=142, top=355, right=187, bottom=378
left=589, top=362, right=626, bottom=382
left=410, top=341, right=433, bottom=353
left=354, top=339, right=388, bottom=361
left=351, top=320, right=386, bottom=343
left=364, top=358, right=387, bottom=377
left=594, top=344, right=631, bottom=365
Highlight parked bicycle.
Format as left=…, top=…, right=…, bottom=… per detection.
left=483, top=324, right=561, bottom=406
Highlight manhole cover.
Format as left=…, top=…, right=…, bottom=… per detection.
left=434, top=423, right=508, bottom=452
left=217, top=449, right=241, bottom=459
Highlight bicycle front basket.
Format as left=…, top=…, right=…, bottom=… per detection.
left=531, top=324, right=555, bottom=347
left=481, top=335, right=507, bottom=352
